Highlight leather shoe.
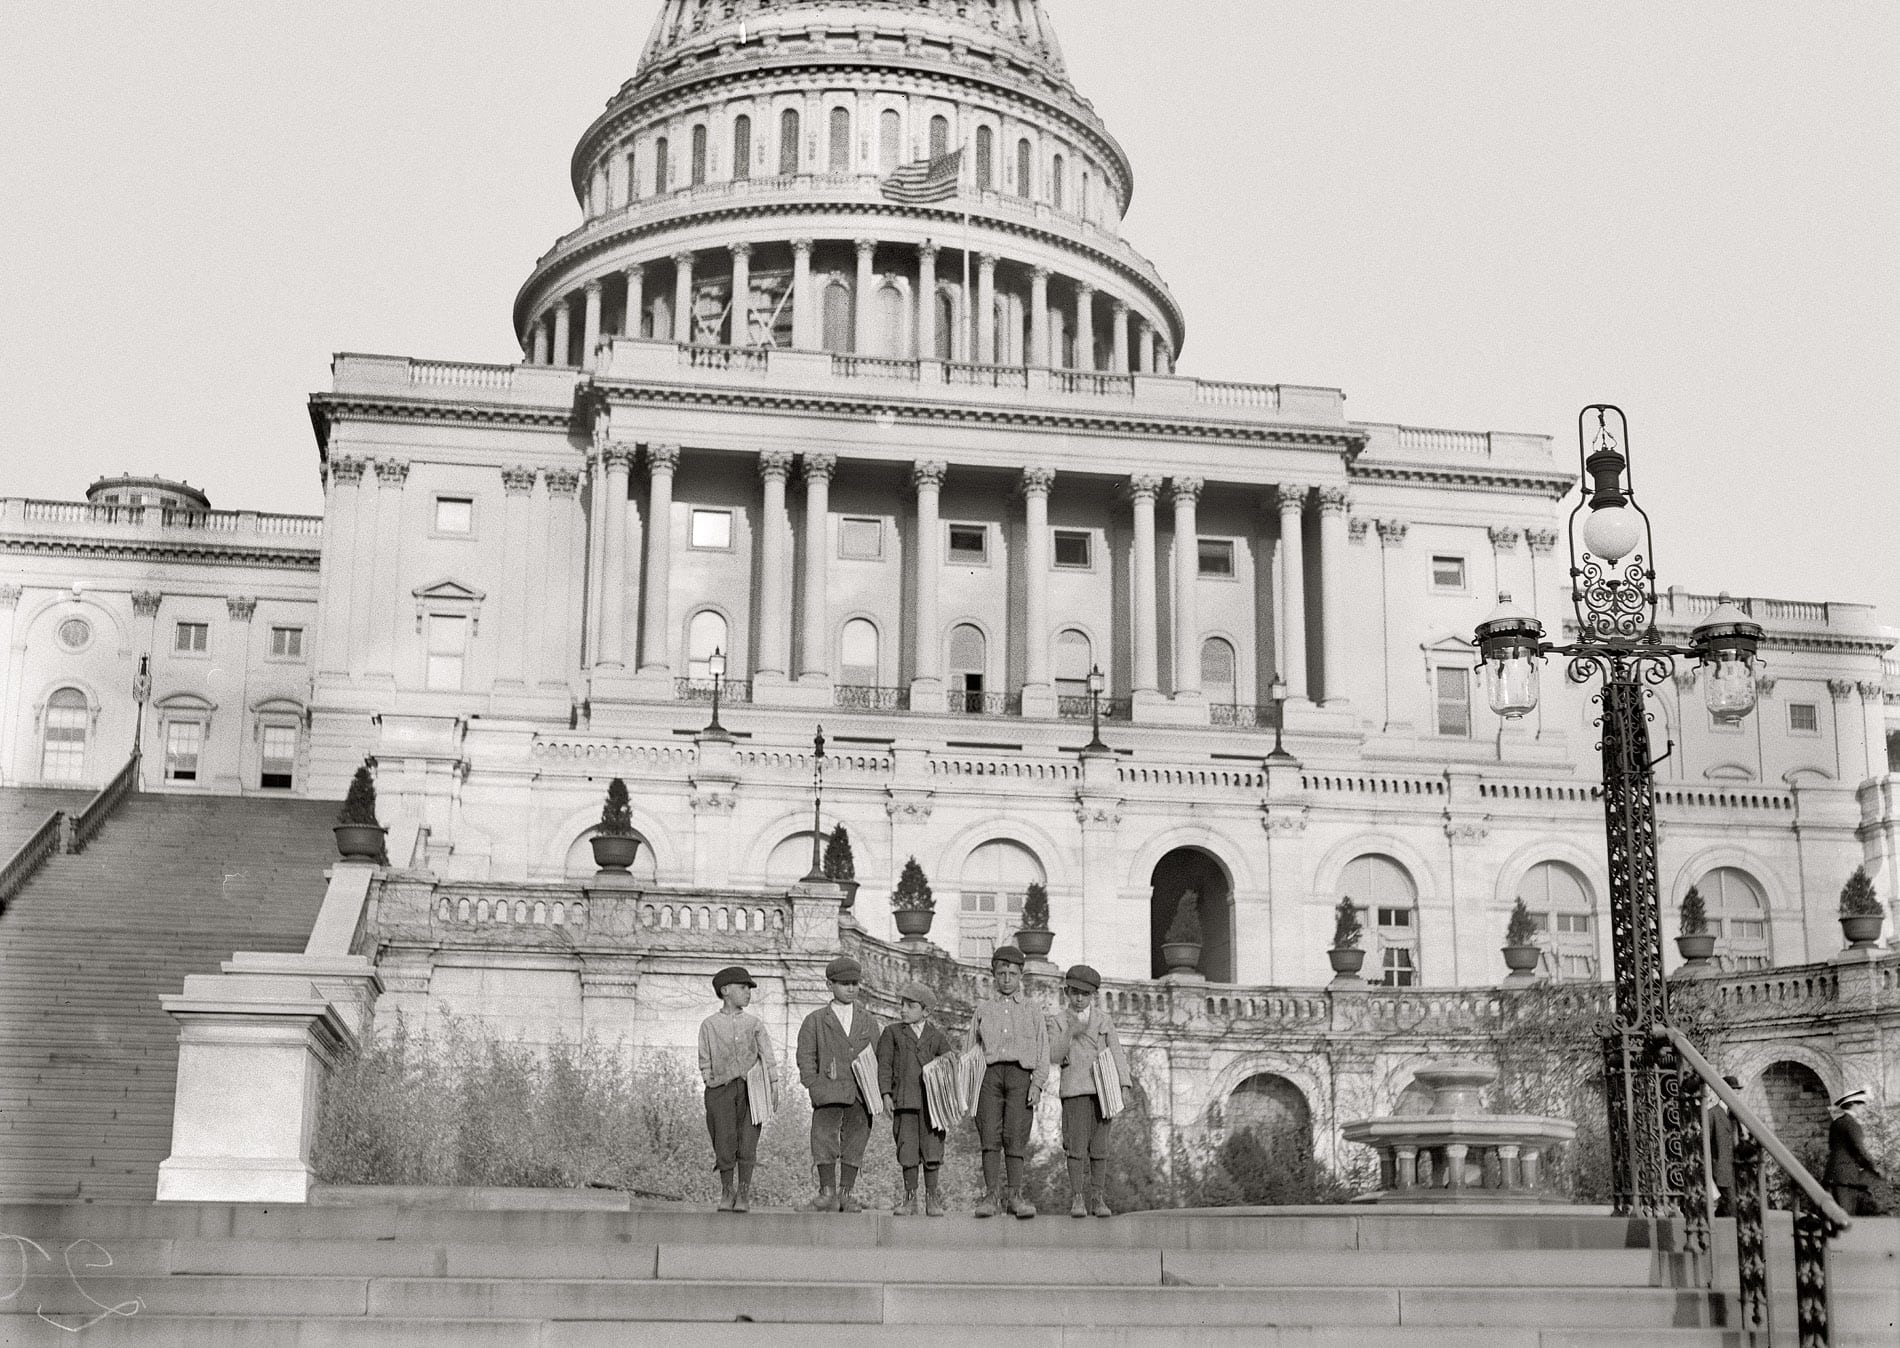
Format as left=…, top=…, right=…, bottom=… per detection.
left=804, top=1187, right=840, bottom=1213
left=733, top=1183, right=751, bottom=1214
left=893, top=1192, right=918, bottom=1216
left=973, top=1187, right=1001, bottom=1218
left=1070, top=1193, right=1088, bottom=1219
left=1006, top=1189, right=1037, bottom=1220
left=925, top=1192, right=946, bottom=1217
left=839, top=1190, right=863, bottom=1214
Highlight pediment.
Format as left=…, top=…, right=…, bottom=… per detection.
left=154, top=691, right=217, bottom=713
left=1704, top=762, right=1755, bottom=782
left=413, top=579, right=485, bottom=605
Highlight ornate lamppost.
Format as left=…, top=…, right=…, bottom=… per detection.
left=702, top=647, right=730, bottom=740
left=1083, top=664, right=1109, bottom=754
left=1472, top=406, right=1763, bottom=1219
left=802, top=724, right=828, bottom=884
left=1265, top=674, right=1296, bottom=765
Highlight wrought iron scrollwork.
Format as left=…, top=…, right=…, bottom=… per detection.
left=1733, top=1125, right=1767, bottom=1337
left=1791, top=1190, right=1834, bottom=1348
left=1572, top=553, right=1659, bottom=644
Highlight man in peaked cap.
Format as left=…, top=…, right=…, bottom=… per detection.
left=1825, top=1089, right=1885, bottom=1215
left=796, top=955, right=883, bottom=1212
left=1705, top=1074, right=1743, bottom=1216
left=963, top=943, right=1051, bottom=1219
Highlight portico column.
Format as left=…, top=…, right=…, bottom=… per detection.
left=1030, top=266, right=1051, bottom=367
left=1275, top=484, right=1309, bottom=700
left=916, top=242, right=939, bottom=359
left=672, top=252, right=695, bottom=343
left=1022, top=467, right=1055, bottom=698
left=797, top=451, right=837, bottom=680
left=582, top=281, right=603, bottom=371
left=622, top=264, right=645, bottom=337
left=1074, top=283, right=1095, bottom=371
left=638, top=443, right=681, bottom=673
left=911, top=461, right=947, bottom=692
left=728, top=243, right=752, bottom=346
left=853, top=239, right=876, bottom=353
left=1139, top=322, right=1157, bottom=374
left=1170, top=476, right=1204, bottom=698
left=1111, top=301, right=1130, bottom=374
left=976, top=254, right=998, bottom=364
left=1129, top=473, right=1162, bottom=695
left=756, top=450, right=794, bottom=678
left=531, top=320, right=550, bottom=365
left=791, top=239, right=815, bottom=349
left=595, top=446, right=632, bottom=669
left=1317, top=486, right=1350, bottom=706
left=552, top=298, right=573, bottom=367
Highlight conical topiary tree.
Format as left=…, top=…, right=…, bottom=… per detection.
left=891, top=856, right=933, bottom=912
left=599, top=778, right=634, bottom=837
left=1021, top=881, right=1050, bottom=932
left=1679, top=885, right=1708, bottom=936
left=337, top=763, right=379, bottom=827
left=1331, top=896, right=1363, bottom=950
left=822, top=824, right=857, bottom=882
left=1164, top=890, right=1202, bottom=946
left=1506, top=897, right=1538, bottom=947
left=1840, top=865, right=1881, bottom=917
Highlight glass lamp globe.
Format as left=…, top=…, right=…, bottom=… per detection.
left=707, top=647, right=727, bottom=680
left=1087, top=665, right=1105, bottom=696
left=1580, top=503, right=1645, bottom=565
left=1474, top=594, right=1545, bottom=719
left=1703, top=655, right=1757, bottom=724
left=1692, top=597, right=1763, bottom=724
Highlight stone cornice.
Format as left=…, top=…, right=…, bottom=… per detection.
left=1347, top=460, right=1575, bottom=500
left=311, top=394, right=579, bottom=443
left=0, top=534, right=321, bottom=570
left=596, top=378, right=1366, bottom=451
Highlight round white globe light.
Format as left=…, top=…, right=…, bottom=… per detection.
left=1581, top=503, right=1644, bottom=564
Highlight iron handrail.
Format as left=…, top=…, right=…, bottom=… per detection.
left=0, top=810, right=64, bottom=911
left=68, top=751, right=140, bottom=853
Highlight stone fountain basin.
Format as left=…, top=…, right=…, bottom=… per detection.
left=1341, top=1116, right=1577, bottom=1147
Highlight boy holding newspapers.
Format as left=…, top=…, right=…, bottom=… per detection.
left=876, top=981, right=956, bottom=1215
left=1052, top=963, right=1130, bottom=1218
left=795, top=955, right=883, bottom=1212
left=697, top=964, right=777, bottom=1214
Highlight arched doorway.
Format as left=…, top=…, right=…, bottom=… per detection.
left=1220, top=1073, right=1316, bottom=1204
left=1149, top=847, right=1233, bottom=982
left=1759, top=1060, right=1831, bottom=1167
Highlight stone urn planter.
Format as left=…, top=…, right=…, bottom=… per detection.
left=1161, top=941, right=1202, bottom=975
left=333, top=824, right=386, bottom=862
left=836, top=879, right=860, bottom=913
left=1674, top=932, right=1718, bottom=976
left=1327, top=946, right=1366, bottom=979
left=1016, top=928, right=1055, bottom=961
left=1501, top=944, right=1542, bottom=986
left=1840, top=913, right=1884, bottom=950
left=894, top=908, right=934, bottom=940
left=590, top=833, right=642, bottom=880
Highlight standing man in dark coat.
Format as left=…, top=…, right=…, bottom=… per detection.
left=796, top=955, right=883, bottom=1212
left=1824, top=1089, right=1884, bottom=1216
left=1706, top=1074, right=1742, bottom=1217
left=876, top=980, right=954, bottom=1215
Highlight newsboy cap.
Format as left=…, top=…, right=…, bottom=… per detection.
left=990, top=944, right=1026, bottom=967
left=825, top=956, right=862, bottom=983
left=1064, top=964, right=1102, bottom=993
left=712, top=965, right=756, bottom=994
left=896, top=981, right=937, bottom=1010
left=1834, top=1089, right=1869, bottom=1109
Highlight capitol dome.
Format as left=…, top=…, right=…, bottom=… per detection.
left=515, top=0, right=1183, bottom=374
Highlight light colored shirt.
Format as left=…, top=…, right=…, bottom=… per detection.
left=831, top=1001, right=855, bottom=1036
left=965, top=989, right=1050, bottom=1086
left=697, top=1008, right=775, bottom=1088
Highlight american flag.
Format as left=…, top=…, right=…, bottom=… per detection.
left=879, top=147, right=963, bottom=205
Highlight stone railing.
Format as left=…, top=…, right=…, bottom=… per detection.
left=67, top=752, right=140, bottom=853
left=530, top=737, right=698, bottom=771
left=835, top=684, right=910, bottom=712
left=1117, top=764, right=1266, bottom=790
left=408, top=359, right=516, bottom=391
left=681, top=343, right=768, bottom=374
left=1656, top=588, right=1879, bottom=633
left=1399, top=427, right=1492, bottom=457
left=6, top=500, right=323, bottom=541
left=927, top=755, right=1080, bottom=783
left=731, top=748, right=895, bottom=777
left=1301, top=773, right=1449, bottom=798
left=942, top=361, right=1031, bottom=390
left=1195, top=379, right=1280, bottom=410
left=831, top=354, right=920, bottom=382
left=0, top=809, right=63, bottom=912
left=387, top=879, right=792, bottom=953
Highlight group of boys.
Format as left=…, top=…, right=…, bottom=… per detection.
left=696, top=943, right=1130, bottom=1218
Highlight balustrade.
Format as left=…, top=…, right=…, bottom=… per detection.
left=834, top=684, right=909, bottom=712
left=675, top=677, right=753, bottom=704
left=1055, top=694, right=1131, bottom=721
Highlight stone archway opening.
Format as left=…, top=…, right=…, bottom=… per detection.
left=1759, top=1060, right=1831, bottom=1171
left=1219, top=1073, right=1316, bottom=1204
left=1149, top=847, right=1233, bottom=982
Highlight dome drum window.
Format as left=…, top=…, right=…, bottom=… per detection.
left=57, top=617, right=92, bottom=651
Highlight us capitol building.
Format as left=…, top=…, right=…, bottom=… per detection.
left=3, top=0, right=1896, bottom=1167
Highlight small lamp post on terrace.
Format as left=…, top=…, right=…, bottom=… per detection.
left=702, top=647, right=730, bottom=740
left=1265, top=674, right=1296, bottom=765
left=1471, top=406, right=1763, bottom=1222
left=802, top=724, right=828, bottom=884
left=1083, top=664, right=1109, bottom=754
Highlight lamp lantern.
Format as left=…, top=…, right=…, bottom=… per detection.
left=707, top=647, right=727, bottom=681
left=1691, top=596, right=1763, bottom=725
left=1475, top=593, right=1545, bottom=719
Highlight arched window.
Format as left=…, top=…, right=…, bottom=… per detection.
left=929, top=114, right=950, bottom=159
left=1081, top=169, right=1091, bottom=220
left=958, top=839, right=1045, bottom=961
left=934, top=290, right=955, bottom=360
left=975, top=125, right=994, bottom=189
left=1051, top=153, right=1065, bottom=210
left=879, top=109, right=901, bottom=172
left=686, top=610, right=727, bottom=681
left=948, top=623, right=986, bottom=713
left=654, top=136, right=670, bottom=193
left=1694, top=866, right=1771, bottom=969
left=731, top=115, right=752, bottom=180
left=1339, top=854, right=1419, bottom=987
left=41, top=687, right=88, bottom=782
left=1054, top=629, right=1092, bottom=704
left=821, top=279, right=853, bottom=353
left=876, top=284, right=904, bottom=356
left=839, top=618, right=879, bottom=686
left=1516, top=861, right=1597, bottom=980
left=1201, top=637, right=1237, bottom=705
left=1015, top=138, right=1032, bottom=198
left=778, top=108, right=801, bottom=175
left=690, top=124, right=708, bottom=186
left=765, top=831, right=825, bottom=884
left=828, top=107, right=852, bottom=172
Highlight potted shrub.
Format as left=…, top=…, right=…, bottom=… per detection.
left=822, top=824, right=859, bottom=912
left=1675, top=885, right=1717, bottom=971
left=891, top=855, right=935, bottom=941
left=1016, top=881, right=1054, bottom=961
left=1839, top=865, right=1885, bottom=949
left=1502, top=897, right=1542, bottom=984
left=1327, top=896, right=1366, bottom=979
left=334, top=763, right=386, bottom=862
left=1160, top=889, right=1203, bottom=975
left=590, top=778, right=642, bottom=880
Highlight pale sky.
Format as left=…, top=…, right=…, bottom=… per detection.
left=2, top=1, right=1895, bottom=628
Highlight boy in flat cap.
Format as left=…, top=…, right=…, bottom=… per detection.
left=697, top=965, right=775, bottom=1213
left=1825, top=1089, right=1885, bottom=1215
left=1053, top=963, right=1130, bottom=1218
left=796, top=955, right=883, bottom=1212
left=877, top=981, right=954, bottom=1215
left=963, top=943, right=1050, bottom=1219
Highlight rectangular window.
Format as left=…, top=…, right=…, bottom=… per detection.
left=1788, top=703, right=1819, bottom=734
left=948, top=524, right=988, bottom=562
left=174, top=622, right=208, bottom=653
left=839, top=517, right=883, bottom=560
left=1556, top=913, right=1592, bottom=934
left=1376, top=906, right=1412, bottom=929
left=426, top=614, right=468, bottom=691
left=1053, top=530, right=1091, bottom=568
left=260, top=724, right=297, bottom=789
left=689, top=508, right=733, bottom=550
left=164, top=720, right=204, bottom=782
left=1435, top=666, right=1471, bottom=737
left=1432, top=555, right=1467, bottom=589
left=1380, top=946, right=1417, bottom=988
left=435, top=497, right=473, bottom=534
left=270, top=626, right=304, bottom=658
left=1197, top=539, right=1235, bottom=578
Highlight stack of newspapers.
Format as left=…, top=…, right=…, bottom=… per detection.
left=1092, top=1050, right=1125, bottom=1119
left=745, top=1058, right=779, bottom=1126
left=920, top=1046, right=986, bottom=1132
left=851, top=1044, right=885, bottom=1118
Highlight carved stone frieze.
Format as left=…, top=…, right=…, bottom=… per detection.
left=1262, top=808, right=1308, bottom=835
left=884, top=797, right=934, bottom=822
left=689, top=790, right=738, bottom=813
left=1444, top=818, right=1490, bottom=843
left=1073, top=801, right=1122, bottom=828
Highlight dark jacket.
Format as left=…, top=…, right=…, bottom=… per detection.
left=1824, top=1111, right=1881, bottom=1189
left=876, top=1019, right=954, bottom=1112
left=1706, top=1103, right=1735, bottom=1190
left=797, top=1002, right=882, bottom=1108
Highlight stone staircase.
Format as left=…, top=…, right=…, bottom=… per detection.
left=0, top=792, right=339, bottom=1203
left=0, top=1198, right=1892, bottom=1345
left=0, top=787, right=91, bottom=859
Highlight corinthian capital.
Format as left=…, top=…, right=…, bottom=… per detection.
left=1170, top=476, right=1204, bottom=506
left=1526, top=527, right=1560, bottom=555
left=644, top=442, right=681, bottom=475
left=803, top=450, right=838, bottom=483
left=1317, top=486, right=1351, bottom=516
left=759, top=449, right=795, bottom=483
left=1488, top=525, right=1522, bottom=552
left=913, top=459, right=947, bottom=492
left=601, top=442, right=637, bottom=471
left=328, top=455, right=368, bottom=486
left=1272, top=483, right=1309, bottom=514
left=373, top=458, right=410, bottom=488
left=1126, top=472, right=1163, bottom=503
left=1021, top=466, right=1056, bottom=498
left=1377, top=518, right=1409, bottom=545
left=502, top=466, right=538, bottom=495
